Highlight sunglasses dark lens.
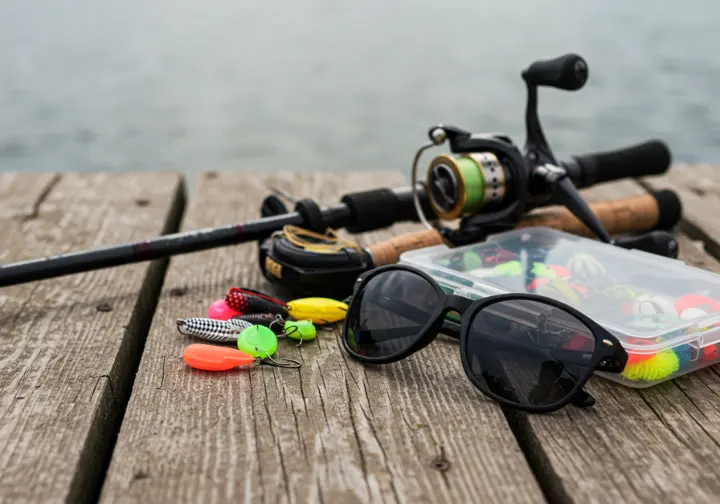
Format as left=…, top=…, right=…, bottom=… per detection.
left=465, top=299, right=596, bottom=408
left=344, top=270, right=440, bottom=359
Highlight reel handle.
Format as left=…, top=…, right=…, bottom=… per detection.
left=522, top=53, right=588, bottom=91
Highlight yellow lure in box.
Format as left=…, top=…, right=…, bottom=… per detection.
left=286, top=297, right=348, bottom=324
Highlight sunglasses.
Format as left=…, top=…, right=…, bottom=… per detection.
left=341, top=264, right=628, bottom=413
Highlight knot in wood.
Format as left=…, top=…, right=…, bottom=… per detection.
left=430, top=457, right=451, bottom=472
left=96, top=302, right=113, bottom=312
left=169, top=286, right=188, bottom=297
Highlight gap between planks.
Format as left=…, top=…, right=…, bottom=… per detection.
left=506, top=172, right=720, bottom=504
left=98, top=172, right=547, bottom=504
left=0, top=172, right=185, bottom=504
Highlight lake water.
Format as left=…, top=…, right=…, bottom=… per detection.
left=1, top=0, right=719, bottom=179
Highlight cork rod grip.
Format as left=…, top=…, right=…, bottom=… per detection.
left=516, top=192, right=659, bottom=237
left=368, top=192, right=660, bottom=266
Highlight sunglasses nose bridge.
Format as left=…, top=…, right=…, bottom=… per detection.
left=445, top=294, right=473, bottom=314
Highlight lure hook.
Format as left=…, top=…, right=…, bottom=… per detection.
left=272, top=322, right=305, bottom=346
left=257, top=349, right=302, bottom=369
left=268, top=314, right=286, bottom=333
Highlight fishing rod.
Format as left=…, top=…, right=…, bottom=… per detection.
left=257, top=53, right=681, bottom=297
left=0, top=53, right=676, bottom=289
left=259, top=190, right=682, bottom=298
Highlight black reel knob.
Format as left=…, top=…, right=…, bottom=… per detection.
left=522, top=53, right=588, bottom=91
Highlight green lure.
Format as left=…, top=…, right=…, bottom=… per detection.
left=238, top=325, right=278, bottom=358
left=285, top=320, right=317, bottom=341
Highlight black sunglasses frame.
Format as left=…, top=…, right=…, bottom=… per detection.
left=341, top=264, right=628, bottom=413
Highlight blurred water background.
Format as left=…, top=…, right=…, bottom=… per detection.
left=1, top=0, right=718, bottom=180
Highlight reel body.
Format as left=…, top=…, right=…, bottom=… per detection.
left=413, top=53, right=672, bottom=252
left=258, top=226, right=372, bottom=298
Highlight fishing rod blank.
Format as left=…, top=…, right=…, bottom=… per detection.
left=0, top=186, right=430, bottom=288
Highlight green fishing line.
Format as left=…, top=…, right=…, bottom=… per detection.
left=457, top=156, right=484, bottom=214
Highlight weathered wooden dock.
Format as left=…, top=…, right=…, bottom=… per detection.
left=1, top=166, right=720, bottom=504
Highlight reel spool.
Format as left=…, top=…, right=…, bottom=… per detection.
left=411, top=126, right=528, bottom=245
left=426, top=151, right=509, bottom=220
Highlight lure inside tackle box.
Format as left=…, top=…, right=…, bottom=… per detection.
left=399, top=227, right=720, bottom=388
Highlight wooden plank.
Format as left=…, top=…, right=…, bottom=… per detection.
left=507, top=178, right=720, bottom=504
left=100, top=172, right=546, bottom=504
left=0, top=172, right=183, bottom=504
left=640, top=164, right=720, bottom=258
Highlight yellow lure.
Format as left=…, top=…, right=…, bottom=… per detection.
left=286, top=297, right=348, bottom=324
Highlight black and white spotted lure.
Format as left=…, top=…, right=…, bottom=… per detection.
left=176, top=317, right=253, bottom=343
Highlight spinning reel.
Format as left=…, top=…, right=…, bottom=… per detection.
left=411, top=53, right=675, bottom=254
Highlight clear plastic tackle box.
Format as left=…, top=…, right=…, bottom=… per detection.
left=399, top=227, right=720, bottom=388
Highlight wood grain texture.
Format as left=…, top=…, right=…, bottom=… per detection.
left=640, top=164, right=720, bottom=258
left=507, top=178, right=720, bottom=504
left=0, top=172, right=183, bottom=504
left=100, top=171, right=546, bottom=504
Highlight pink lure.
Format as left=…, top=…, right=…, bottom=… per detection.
left=207, top=299, right=240, bottom=320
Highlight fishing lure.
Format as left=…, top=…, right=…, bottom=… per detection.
left=621, top=348, right=680, bottom=382
left=208, top=299, right=241, bottom=320
left=285, top=297, right=347, bottom=324
left=233, top=313, right=281, bottom=327
left=177, top=317, right=254, bottom=343
left=478, top=247, right=518, bottom=266
left=237, top=325, right=280, bottom=358
left=527, top=277, right=589, bottom=303
left=236, top=322, right=318, bottom=356
left=225, top=288, right=289, bottom=317
left=280, top=319, right=317, bottom=346
left=183, top=343, right=301, bottom=371
left=469, top=261, right=570, bottom=280
left=531, top=263, right=571, bottom=279
left=632, top=294, right=678, bottom=320
left=565, top=253, right=606, bottom=279
left=469, top=260, right=522, bottom=278
left=209, top=287, right=348, bottom=324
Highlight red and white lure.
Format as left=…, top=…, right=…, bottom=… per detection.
left=208, top=287, right=348, bottom=324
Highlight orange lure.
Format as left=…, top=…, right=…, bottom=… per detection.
left=183, top=344, right=256, bottom=371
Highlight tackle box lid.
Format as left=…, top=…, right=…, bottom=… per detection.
left=399, top=227, right=720, bottom=353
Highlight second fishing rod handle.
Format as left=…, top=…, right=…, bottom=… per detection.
left=517, top=191, right=670, bottom=237
left=368, top=229, right=444, bottom=267
left=368, top=191, right=679, bottom=266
